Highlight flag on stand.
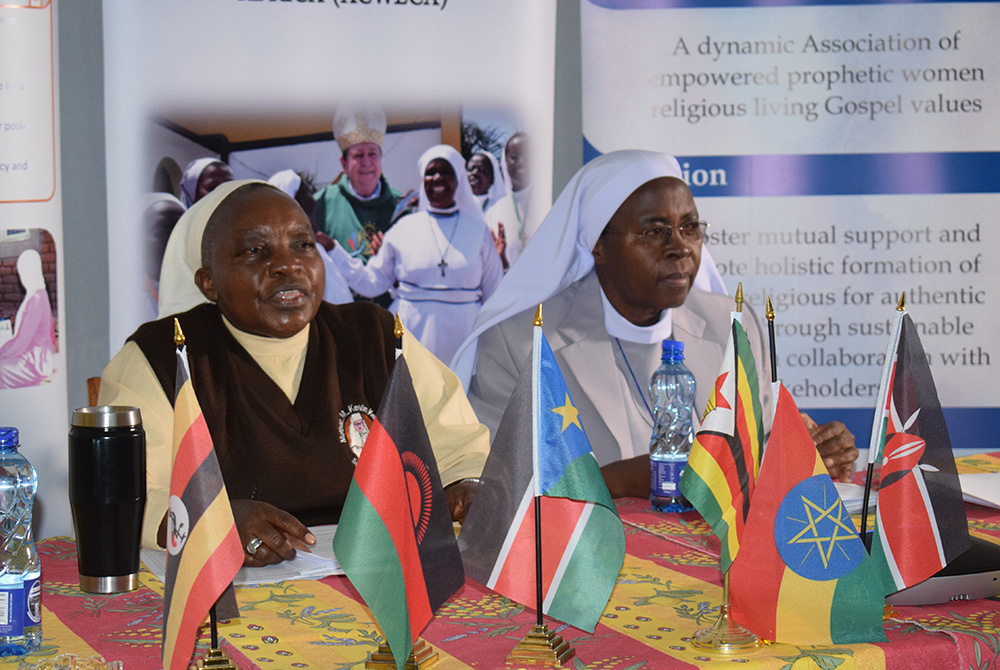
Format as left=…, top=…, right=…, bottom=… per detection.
left=162, top=345, right=243, bottom=670
left=458, top=326, right=624, bottom=633
left=869, top=313, right=970, bottom=594
left=729, top=383, right=885, bottom=645
left=680, top=316, right=763, bottom=572
left=333, top=355, right=464, bottom=670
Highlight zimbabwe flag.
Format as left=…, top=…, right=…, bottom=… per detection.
left=680, top=316, right=763, bottom=572
left=729, top=383, right=885, bottom=645
left=333, top=355, right=464, bottom=669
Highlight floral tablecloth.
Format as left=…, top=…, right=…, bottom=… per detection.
left=6, top=452, right=999, bottom=670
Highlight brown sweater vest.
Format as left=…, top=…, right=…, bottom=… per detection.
left=130, top=301, right=395, bottom=525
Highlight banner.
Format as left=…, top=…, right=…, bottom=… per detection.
left=0, top=0, right=69, bottom=538
left=102, top=0, right=557, bottom=350
left=582, top=0, right=999, bottom=448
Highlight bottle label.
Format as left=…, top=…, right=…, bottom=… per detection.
left=651, top=457, right=687, bottom=496
left=25, top=577, right=40, bottom=625
left=0, top=583, right=24, bottom=635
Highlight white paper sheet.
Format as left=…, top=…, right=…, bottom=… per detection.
left=141, top=525, right=342, bottom=586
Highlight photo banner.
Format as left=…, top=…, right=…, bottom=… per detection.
left=102, top=0, right=557, bottom=350
left=0, top=0, right=70, bottom=539
left=583, top=0, right=999, bottom=449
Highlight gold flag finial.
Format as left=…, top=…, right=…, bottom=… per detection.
left=735, top=282, right=744, bottom=313
left=896, top=292, right=906, bottom=311
left=173, top=318, right=185, bottom=347
left=533, top=304, right=543, bottom=327
left=394, top=313, right=405, bottom=338
left=765, top=296, right=775, bottom=321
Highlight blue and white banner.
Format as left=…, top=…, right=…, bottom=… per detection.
left=583, top=0, right=999, bottom=448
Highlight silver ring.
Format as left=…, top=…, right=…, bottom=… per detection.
left=246, top=537, right=263, bottom=555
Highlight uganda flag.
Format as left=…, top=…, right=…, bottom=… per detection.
left=459, top=324, right=624, bottom=633
left=162, top=345, right=243, bottom=670
left=680, top=316, right=763, bottom=572
left=333, top=355, right=464, bottom=670
left=729, top=383, right=885, bottom=645
left=869, top=313, right=969, bottom=594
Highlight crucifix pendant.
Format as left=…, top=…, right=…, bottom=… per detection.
left=438, top=258, right=448, bottom=276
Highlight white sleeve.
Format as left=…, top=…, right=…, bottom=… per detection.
left=328, top=237, right=397, bottom=297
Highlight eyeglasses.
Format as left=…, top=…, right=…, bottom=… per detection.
left=608, top=220, right=709, bottom=249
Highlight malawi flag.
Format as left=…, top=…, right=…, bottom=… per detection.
left=869, top=313, right=970, bottom=594
left=162, top=345, right=243, bottom=670
left=458, top=324, right=625, bottom=633
left=333, top=355, right=464, bottom=670
left=680, top=316, right=763, bottom=572
left=729, top=383, right=885, bottom=645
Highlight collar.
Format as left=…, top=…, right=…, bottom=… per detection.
left=221, top=314, right=311, bottom=357
left=346, top=178, right=383, bottom=202
left=599, top=287, right=673, bottom=344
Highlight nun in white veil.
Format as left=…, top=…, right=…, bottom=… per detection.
left=467, top=150, right=506, bottom=212
left=328, top=144, right=503, bottom=364
left=453, top=150, right=731, bottom=389
left=455, top=150, right=857, bottom=490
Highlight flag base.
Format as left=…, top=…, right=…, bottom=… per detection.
left=365, top=639, right=439, bottom=670
left=195, top=648, right=238, bottom=669
left=691, top=604, right=762, bottom=653
left=504, top=624, right=574, bottom=667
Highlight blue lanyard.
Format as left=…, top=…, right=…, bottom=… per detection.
left=616, top=337, right=653, bottom=420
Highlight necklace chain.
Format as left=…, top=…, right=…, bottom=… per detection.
left=429, top=212, right=460, bottom=276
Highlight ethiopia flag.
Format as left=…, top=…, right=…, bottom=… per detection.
left=459, top=324, right=624, bottom=633
left=729, top=383, right=885, bottom=644
left=869, top=313, right=969, bottom=594
left=333, top=355, right=464, bottom=670
left=680, top=316, right=763, bottom=572
left=162, top=345, right=243, bottom=670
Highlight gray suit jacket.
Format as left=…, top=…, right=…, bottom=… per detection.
left=469, top=272, right=772, bottom=466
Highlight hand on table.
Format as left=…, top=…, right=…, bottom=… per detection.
left=231, top=499, right=316, bottom=568
left=600, top=454, right=651, bottom=499
left=801, top=412, right=858, bottom=482
left=445, top=480, right=478, bottom=525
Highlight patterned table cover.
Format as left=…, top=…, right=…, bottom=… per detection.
left=5, top=453, right=999, bottom=670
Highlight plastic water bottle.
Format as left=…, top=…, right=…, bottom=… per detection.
left=649, top=341, right=696, bottom=513
left=0, top=427, right=41, bottom=656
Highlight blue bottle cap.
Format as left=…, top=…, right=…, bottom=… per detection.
left=0, top=427, right=19, bottom=448
left=661, top=340, right=684, bottom=355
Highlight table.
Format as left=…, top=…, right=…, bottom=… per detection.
left=7, top=452, right=1000, bottom=670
